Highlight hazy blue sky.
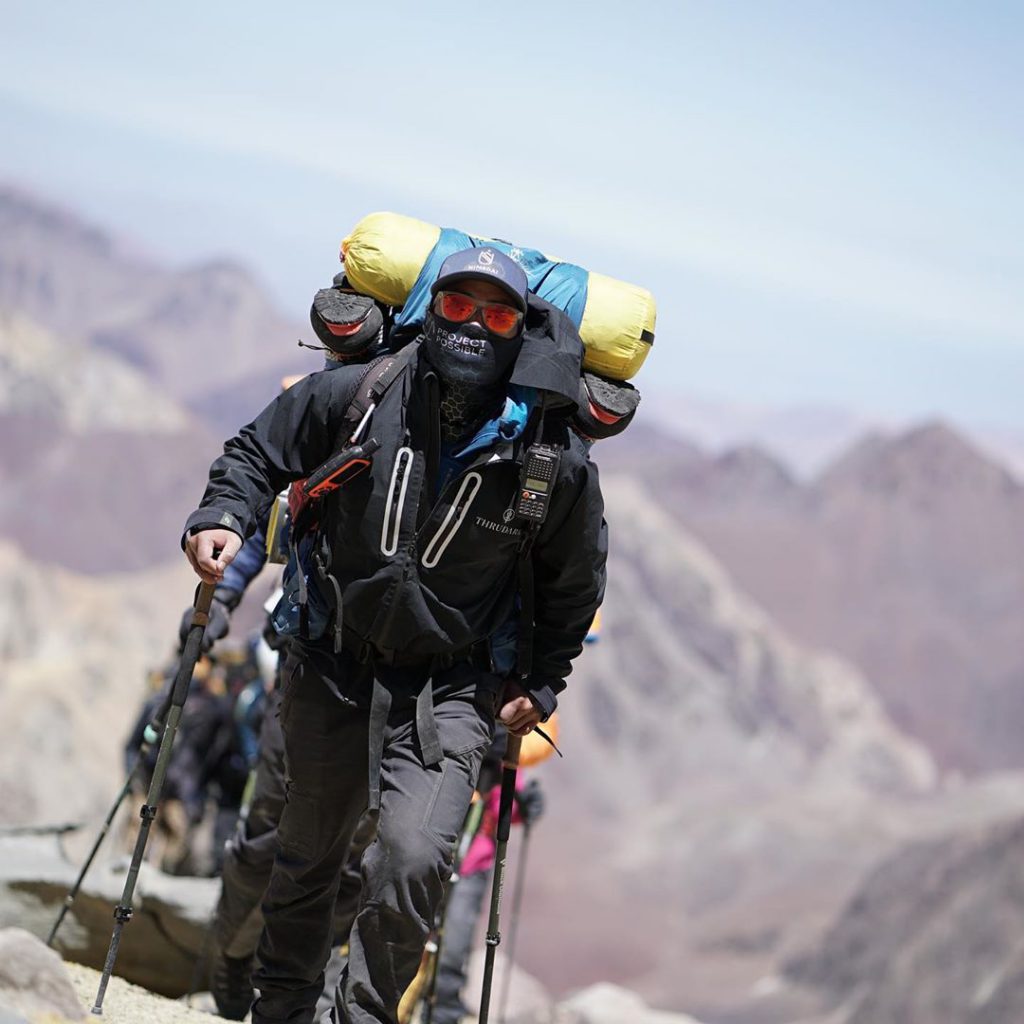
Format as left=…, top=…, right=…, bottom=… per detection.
left=1, top=1, right=1021, bottom=430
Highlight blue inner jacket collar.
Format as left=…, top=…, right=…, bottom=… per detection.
left=453, top=385, right=536, bottom=459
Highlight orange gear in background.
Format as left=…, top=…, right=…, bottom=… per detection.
left=520, top=712, right=560, bottom=767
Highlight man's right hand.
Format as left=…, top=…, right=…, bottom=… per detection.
left=184, top=528, right=242, bottom=585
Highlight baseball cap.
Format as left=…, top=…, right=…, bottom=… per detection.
left=430, top=247, right=529, bottom=313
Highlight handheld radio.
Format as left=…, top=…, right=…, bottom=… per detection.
left=514, top=444, right=560, bottom=525
left=305, top=438, right=381, bottom=498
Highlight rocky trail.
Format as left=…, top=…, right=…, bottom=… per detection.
left=64, top=962, right=231, bottom=1024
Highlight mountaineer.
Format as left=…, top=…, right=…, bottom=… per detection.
left=182, top=247, right=607, bottom=1024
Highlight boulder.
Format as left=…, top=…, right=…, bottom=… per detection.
left=558, top=982, right=704, bottom=1023
left=0, top=831, right=217, bottom=998
left=464, top=949, right=551, bottom=1020
left=0, top=926, right=84, bottom=1020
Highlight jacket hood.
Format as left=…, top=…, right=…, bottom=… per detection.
left=508, top=295, right=583, bottom=410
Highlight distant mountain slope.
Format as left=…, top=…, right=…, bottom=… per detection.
left=603, top=420, right=1024, bottom=773
left=514, top=474, right=942, bottom=1014
left=786, top=813, right=1024, bottom=1024
left=570, top=475, right=935, bottom=799
left=0, top=184, right=159, bottom=335
left=0, top=311, right=189, bottom=432
left=0, top=313, right=219, bottom=571
left=0, top=542, right=195, bottom=824
left=0, top=184, right=319, bottom=420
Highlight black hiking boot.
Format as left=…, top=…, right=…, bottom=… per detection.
left=210, top=948, right=255, bottom=1020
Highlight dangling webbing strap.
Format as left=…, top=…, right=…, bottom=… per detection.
left=313, top=545, right=344, bottom=654
left=367, top=678, right=392, bottom=812
left=366, top=671, right=445, bottom=812
left=416, top=678, right=444, bottom=768
left=515, top=528, right=539, bottom=678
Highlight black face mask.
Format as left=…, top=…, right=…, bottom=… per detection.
left=421, top=312, right=522, bottom=387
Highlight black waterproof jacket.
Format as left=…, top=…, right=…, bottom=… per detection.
left=183, top=298, right=607, bottom=715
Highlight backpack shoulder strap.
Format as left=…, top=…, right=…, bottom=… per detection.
left=514, top=400, right=549, bottom=678
left=341, top=342, right=417, bottom=435
left=515, top=524, right=540, bottom=677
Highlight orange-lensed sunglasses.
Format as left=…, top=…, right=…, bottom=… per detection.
left=433, top=290, right=524, bottom=338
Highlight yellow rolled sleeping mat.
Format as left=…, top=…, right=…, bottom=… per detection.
left=341, top=212, right=655, bottom=381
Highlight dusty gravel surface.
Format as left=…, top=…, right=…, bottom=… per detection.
left=64, top=962, right=237, bottom=1023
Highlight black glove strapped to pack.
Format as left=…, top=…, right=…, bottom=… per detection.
left=573, top=370, right=640, bottom=441
left=307, top=273, right=388, bottom=361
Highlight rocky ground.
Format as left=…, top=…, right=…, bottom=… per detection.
left=0, top=831, right=217, bottom=998
left=0, top=941, right=705, bottom=1024
left=64, top=962, right=231, bottom=1024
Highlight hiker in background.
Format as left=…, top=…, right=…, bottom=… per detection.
left=201, top=658, right=257, bottom=876
left=430, top=726, right=550, bottom=1024
left=122, top=665, right=181, bottom=867
left=183, top=247, right=606, bottom=1024
left=123, top=655, right=219, bottom=874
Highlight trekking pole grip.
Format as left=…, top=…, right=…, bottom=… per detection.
left=170, top=582, right=216, bottom=707
left=504, top=735, right=523, bottom=770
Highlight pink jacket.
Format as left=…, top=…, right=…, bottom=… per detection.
left=460, top=777, right=525, bottom=876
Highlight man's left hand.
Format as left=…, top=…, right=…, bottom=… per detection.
left=499, top=680, right=542, bottom=737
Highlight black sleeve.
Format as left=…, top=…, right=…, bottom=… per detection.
left=523, top=435, right=608, bottom=713
left=181, top=367, right=363, bottom=546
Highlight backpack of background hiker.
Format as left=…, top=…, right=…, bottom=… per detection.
left=340, top=211, right=656, bottom=381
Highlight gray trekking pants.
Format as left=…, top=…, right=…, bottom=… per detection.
left=216, top=690, right=288, bottom=959
left=251, top=652, right=499, bottom=1024
left=215, top=692, right=370, bottom=963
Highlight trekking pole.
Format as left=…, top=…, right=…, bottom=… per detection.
left=477, top=734, right=522, bottom=1024
left=47, top=690, right=175, bottom=948
left=496, top=818, right=533, bottom=1024
left=91, top=581, right=216, bottom=1016
left=420, top=796, right=486, bottom=1024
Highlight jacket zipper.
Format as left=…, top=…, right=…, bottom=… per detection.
left=421, top=471, right=484, bottom=568
left=381, top=446, right=414, bottom=556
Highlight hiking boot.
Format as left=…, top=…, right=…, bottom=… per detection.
left=210, top=948, right=255, bottom=1020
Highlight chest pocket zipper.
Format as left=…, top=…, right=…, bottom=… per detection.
left=421, top=471, right=483, bottom=569
left=381, top=447, right=414, bottom=556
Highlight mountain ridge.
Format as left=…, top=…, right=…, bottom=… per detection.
left=0, top=183, right=318, bottom=413
left=606, top=416, right=1024, bottom=774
